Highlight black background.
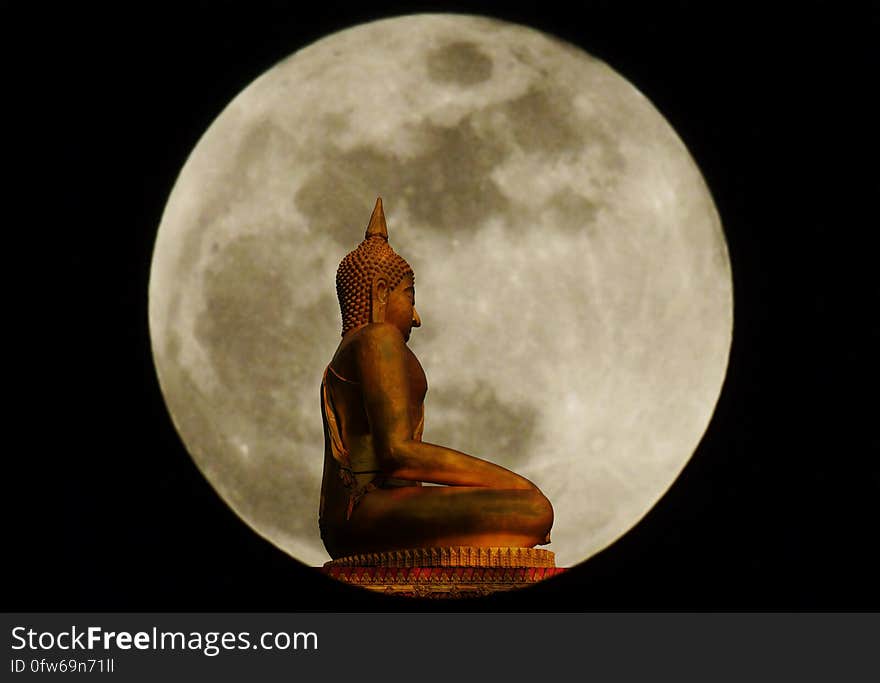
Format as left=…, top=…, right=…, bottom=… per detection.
left=6, top=1, right=877, bottom=611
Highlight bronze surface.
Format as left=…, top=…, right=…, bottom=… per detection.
left=319, top=198, right=554, bottom=560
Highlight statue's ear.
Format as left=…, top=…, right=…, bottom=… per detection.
left=371, top=277, right=388, bottom=323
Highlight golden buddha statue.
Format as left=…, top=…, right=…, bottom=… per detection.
left=319, top=198, right=553, bottom=562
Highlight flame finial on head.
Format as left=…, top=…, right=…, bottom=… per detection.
left=365, top=197, right=389, bottom=241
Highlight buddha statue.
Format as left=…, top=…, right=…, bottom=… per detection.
left=319, top=198, right=553, bottom=560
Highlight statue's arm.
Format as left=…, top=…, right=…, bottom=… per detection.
left=355, top=324, right=537, bottom=490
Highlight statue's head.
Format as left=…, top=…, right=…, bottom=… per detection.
left=336, top=198, right=421, bottom=340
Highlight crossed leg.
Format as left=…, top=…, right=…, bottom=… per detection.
left=325, top=485, right=553, bottom=557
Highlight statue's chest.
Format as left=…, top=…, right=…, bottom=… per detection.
left=405, top=350, right=428, bottom=404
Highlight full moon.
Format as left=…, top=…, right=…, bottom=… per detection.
left=149, top=14, right=732, bottom=568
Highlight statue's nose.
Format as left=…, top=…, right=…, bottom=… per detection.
left=412, top=307, right=421, bottom=327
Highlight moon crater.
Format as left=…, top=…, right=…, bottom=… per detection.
left=426, top=41, right=494, bottom=85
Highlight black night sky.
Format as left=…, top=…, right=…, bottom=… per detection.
left=6, top=1, right=877, bottom=611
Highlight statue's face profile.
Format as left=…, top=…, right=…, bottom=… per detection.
left=379, top=273, right=420, bottom=342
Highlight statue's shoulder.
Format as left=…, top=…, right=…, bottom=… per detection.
left=344, top=323, right=407, bottom=360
